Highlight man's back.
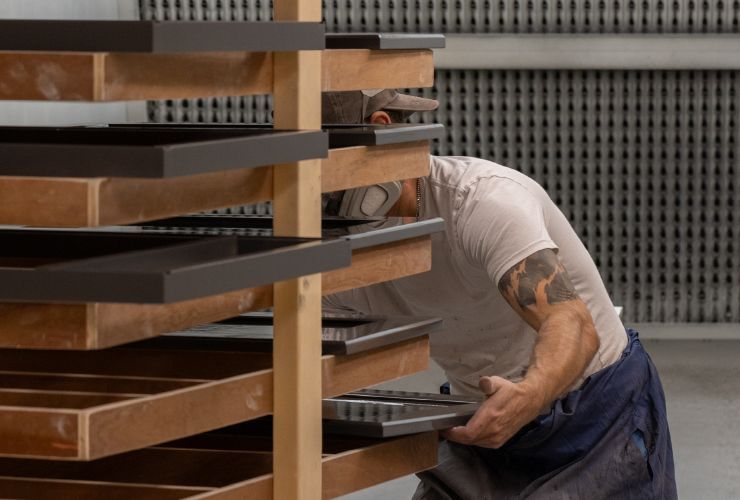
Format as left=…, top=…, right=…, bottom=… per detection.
left=326, top=155, right=626, bottom=396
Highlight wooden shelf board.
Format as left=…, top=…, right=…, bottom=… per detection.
left=0, top=335, right=428, bottom=461
left=0, top=49, right=434, bottom=101
left=0, top=141, right=429, bottom=228
left=0, top=236, right=431, bottom=350
left=0, top=432, right=436, bottom=498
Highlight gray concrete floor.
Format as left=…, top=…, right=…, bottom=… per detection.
left=340, top=337, right=740, bottom=499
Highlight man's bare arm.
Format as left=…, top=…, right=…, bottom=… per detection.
left=497, top=248, right=600, bottom=406
left=443, top=248, right=599, bottom=448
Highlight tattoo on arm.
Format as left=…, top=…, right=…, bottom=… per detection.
left=498, top=249, right=578, bottom=315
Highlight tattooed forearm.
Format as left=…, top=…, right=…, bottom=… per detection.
left=498, top=249, right=578, bottom=316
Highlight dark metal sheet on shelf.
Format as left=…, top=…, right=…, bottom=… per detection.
left=324, top=124, right=446, bottom=149
left=0, top=127, right=327, bottom=178
left=323, top=389, right=480, bottom=438
left=0, top=20, right=325, bottom=52
left=201, top=389, right=478, bottom=439
left=0, top=230, right=351, bottom=304
left=128, top=313, right=442, bottom=356
left=101, top=122, right=444, bottom=150
left=325, top=33, right=446, bottom=50
left=136, top=215, right=446, bottom=250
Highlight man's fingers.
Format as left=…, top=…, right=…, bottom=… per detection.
left=479, top=375, right=507, bottom=396
left=441, top=425, right=475, bottom=444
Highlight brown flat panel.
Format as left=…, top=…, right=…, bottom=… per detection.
left=0, top=389, right=132, bottom=409
left=0, top=477, right=211, bottom=500
left=323, top=236, right=432, bottom=295
left=103, top=52, right=273, bottom=101
left=190, top=432, right=437, bottom=499
left=0, top=49, right=433, bottom=101
left=322, top=141, right=430, bottom=193
left=0, top=52, right=100, bottom=100
left=322, top=431, right=437, bottom=498
left=0, top=51, right=272, bottom=102
left=85, top=370, right=274, bottom=460
left=97, top=167, right=273, bottom=227
left=0, top=349, right=271, bottom=380
left=0, top=236, right=430, bottom=350
left=0, top=372, right=200, bottom=395
left=0, top=448, right=272, bottom=487
left=0, top=410, right=79, bottom=458
left=0, top=177, right=97, bottom=227
left=0, top=302, right=91, bottom=349
left=0, top=434, right=435, bottom=498
left=93, top=286, right=274, bottom=349
left=322, top=49, right=435, bottom=91
left=322, top=336, right=430, bottom=398
left=0, top=168, right=271, bottom=228
left=0, top=144, right=427, bottom=228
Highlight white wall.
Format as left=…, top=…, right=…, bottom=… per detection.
left=0, top=0, right=146, bottom=126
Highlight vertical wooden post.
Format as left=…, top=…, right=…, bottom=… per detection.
left=272, top=0, right=323, bottom=499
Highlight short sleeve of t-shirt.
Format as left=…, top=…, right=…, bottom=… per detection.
left=456, top=177, right=558, bottom=286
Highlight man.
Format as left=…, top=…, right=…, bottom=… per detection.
left=322, top=89, right=676, bottom=499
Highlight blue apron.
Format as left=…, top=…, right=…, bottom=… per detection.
left=413, top=329, right=677, bottom=500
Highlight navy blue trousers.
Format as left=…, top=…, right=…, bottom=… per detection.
left=414, top=330, right=677, bottom=499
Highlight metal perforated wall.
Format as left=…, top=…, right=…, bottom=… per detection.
left=414, top=70, right=740, bottom=323
left=139, top=1, right=740, bottom=33
left=141, top=1, right=740, bottom=323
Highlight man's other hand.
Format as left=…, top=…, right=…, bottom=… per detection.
left=441, top=375, right=544, bottom=448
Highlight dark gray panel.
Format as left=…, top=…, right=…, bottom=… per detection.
left=0, top=20, right=324, bottom=52
left=0, top=230, right=351, bottom=303
left=135, top=215, right=446, bottom=250
left=128, top=313, right=442, bottom=355
left=325, top=124, right=445, bottom=148
left=325, top=33, right=445, bottom=49
left=0, top=127, right=327, bottom=178
left=322, top=389, right=480, bottom=438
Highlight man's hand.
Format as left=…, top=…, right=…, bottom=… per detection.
left=442, top=376, right=544, bottom=448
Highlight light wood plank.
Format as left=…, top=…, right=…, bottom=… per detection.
left=321, top=336, right=429, bottom=398
left=0, top=434, right=435, bottom=498
left=0, top=448, right=272, bottom=487
left=191, top=432, right=437, bottom=499
left=0, top=476, right=212, bottom=500
left=322, top=141, right=430, bottom=193
left=0, top=142, right=428, bottom=228
left=322, top=49, right=435, bottom=91
left=0, top=49, right=434, bottom=101
left=272, top=1, right=323, bottom=496
left=323, top=236, right=432, bottom=293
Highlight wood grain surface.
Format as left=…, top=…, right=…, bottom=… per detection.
left=0, top=142, right=428, bottom=228
left=0, top=49, right=433, bottom=101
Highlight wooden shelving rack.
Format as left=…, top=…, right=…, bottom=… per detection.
left=0, top=2, right=439, bottom=498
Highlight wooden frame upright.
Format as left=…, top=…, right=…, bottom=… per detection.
left=272, top=0, right=324, bottom=498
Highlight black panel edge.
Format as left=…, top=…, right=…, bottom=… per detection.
left=325, top=33, right=446, bottom=50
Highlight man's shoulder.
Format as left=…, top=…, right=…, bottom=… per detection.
left=429, top=155, right=542, bottom=198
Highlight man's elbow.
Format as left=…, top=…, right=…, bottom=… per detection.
left=558, top=302, right=600, bottom=363
left=582, top=317, right=600, bottom=362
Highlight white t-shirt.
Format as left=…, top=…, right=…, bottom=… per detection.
left=325, top=156, right=628, bottom=397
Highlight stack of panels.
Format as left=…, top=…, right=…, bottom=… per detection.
left=0, top=123, right=441, bottom=226
left=0, top=19, right=446, bottom=498
left=0, top=313, right=443, bottom=461
left=142, top=0, right=740, bottom=323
